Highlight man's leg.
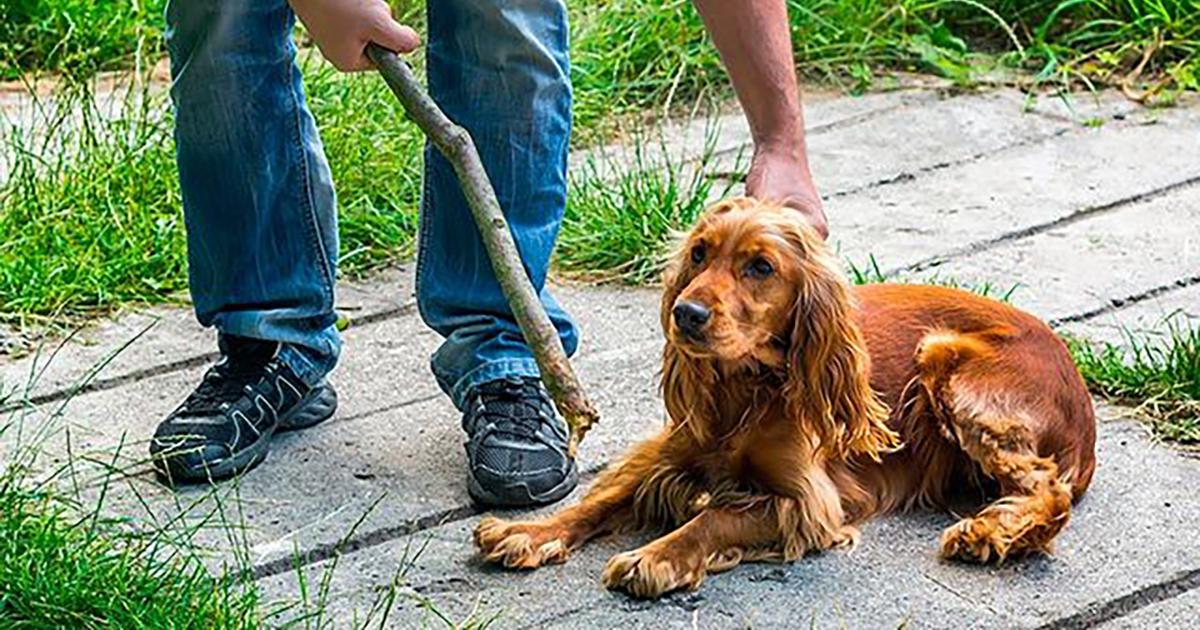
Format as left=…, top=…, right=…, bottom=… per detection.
left=151, top=0, right=339, bottom=482
left=420, top=0, right=579, bottom=506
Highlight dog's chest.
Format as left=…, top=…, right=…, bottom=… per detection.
left=695, top=415, right=800, bottom=496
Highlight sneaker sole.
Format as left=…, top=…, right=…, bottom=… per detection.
left=467, top=461, right=579, bottom=508
left=157, top=383, right=338, bottom=483
left=279, top=383, right=338, bottom=430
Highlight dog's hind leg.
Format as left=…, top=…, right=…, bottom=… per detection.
left=917, top=332, right=1074, bottom=563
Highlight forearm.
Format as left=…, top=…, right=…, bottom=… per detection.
left=692, top=0, right=804, bottom=156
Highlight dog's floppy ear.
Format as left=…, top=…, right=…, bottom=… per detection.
left=658, top=228, right=717, bottom=444
left=781, top=223, right=898, bottom=460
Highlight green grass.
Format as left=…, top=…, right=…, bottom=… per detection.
left=557, top=137, right=737, bottom=284
left=0, top=0, right=166, bottom=80
left=0, top=58, right=426, bottom=322
left=5, top=2, right=1197, bottom=104
left=846, top=254, right=1021, bottom=302
left=0, top=483, right=260, bottom=628
left=1068, top=316, right=1200, bottom=443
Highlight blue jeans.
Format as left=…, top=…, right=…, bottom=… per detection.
left=167, top=0, right=579, bottom=408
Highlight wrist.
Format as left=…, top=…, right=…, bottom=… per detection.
left=753, top=130, right=805, bottom=160
left=753, top=140, right=812, bottom=178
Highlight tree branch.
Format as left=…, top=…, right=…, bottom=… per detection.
left=366, top=44, right=599, bottom=455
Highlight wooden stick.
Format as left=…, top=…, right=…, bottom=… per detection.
left=366, top=44, right=599, bottom=455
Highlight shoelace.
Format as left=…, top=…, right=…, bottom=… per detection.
left=475, top=379, right=549, bottom=440
left=179, top=362, right=275, bottom=417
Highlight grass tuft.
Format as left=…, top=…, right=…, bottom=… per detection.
left=847, top=254, right=1020, bottom=302
left=1068, top=315, right=1200, bottom=443
left=558, top=137, right=736, bottom=284
left=0, top=482, right=260, bottom=628
left=0, top=0, right=166, bottom=80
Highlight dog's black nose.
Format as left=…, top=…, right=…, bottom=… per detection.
left=673, top=300, right=711, bottom=337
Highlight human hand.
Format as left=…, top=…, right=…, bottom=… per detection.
left=289, top=0, right=420, bottom=72
left=745, top=146, right=828, bottom=240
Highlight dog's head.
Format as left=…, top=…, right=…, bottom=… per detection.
left=660, top=197, right=895, bottom=459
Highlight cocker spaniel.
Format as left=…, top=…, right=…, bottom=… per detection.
left=474, top=197, right=1097, bottom=598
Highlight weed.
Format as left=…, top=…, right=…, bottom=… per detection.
left=846, top=254, right=1020, bottom=302
left=1068, top=314, right=1200, bottom=443
left=0, top=0, right=166, bottom=80
left=558, top=134, right=737, bottom=284
left=0, top=55, right=427, bottom=322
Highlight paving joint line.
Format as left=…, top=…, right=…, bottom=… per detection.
left=248, top=464, right=607, bottom=582
left=1036, top=566, right=1200, bottom=629
left=829, top=128, right=1071, bottom=201
left=704, top=91, right=931, bottom=164
left=891, top=174, right=1200, bottom=277
left=1049, top=273, right=1200, bottom=329
left=0, top=302, right=416, bottom=414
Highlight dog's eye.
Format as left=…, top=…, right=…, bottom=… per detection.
left=690, top=244, right=706, bottom=265
left=746, top=257, right=774, bottom=278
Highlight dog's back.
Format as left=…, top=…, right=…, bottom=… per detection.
left=840, top=283, right=1096, bottom=560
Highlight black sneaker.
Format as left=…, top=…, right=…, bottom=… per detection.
left=461, top=376, right=578, bottom=507
left=149, top=335, right=337, bottom=483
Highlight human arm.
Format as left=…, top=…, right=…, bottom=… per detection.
left=692, top=0, right=827, bottom=238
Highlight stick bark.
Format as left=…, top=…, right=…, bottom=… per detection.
left=366, top=44, right=599, bottom=455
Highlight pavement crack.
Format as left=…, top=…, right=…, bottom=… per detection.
left=0, top=301, right=415, bottom=414
left=248, top=464, right=607, bottom=582
left=1049, top=272, right=1200, bottom=328
left=249, top=503, right=481, bottom=582
left=893, top=174, right=1200, bottom=277
left=1036, top=566, right=1200, bottom=629
left=830, top=128, right=1071, bottom=203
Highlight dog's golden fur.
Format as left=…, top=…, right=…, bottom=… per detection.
left=474, top=198, right=1097, bottom=598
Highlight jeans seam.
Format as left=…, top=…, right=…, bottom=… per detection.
left=277, top=344, right=325, bottom=387
left=285, top=36, right=336, bottom=310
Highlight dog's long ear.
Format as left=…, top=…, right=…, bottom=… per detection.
left=782, top=225, right=897, bottom=460
left=659, top=234, right=717, bottom=444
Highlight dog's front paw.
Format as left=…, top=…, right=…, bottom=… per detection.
left=939, top=516, right=1015, bottom=564
left=473, top=516, right=571, bottom=569
left=601, top=544, right=705, bottom=598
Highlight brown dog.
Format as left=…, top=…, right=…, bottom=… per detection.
left=474, top=197, right=1096, bottom=598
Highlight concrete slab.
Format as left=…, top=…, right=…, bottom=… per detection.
left=804, top=91, right=1068, bottom=197
left=573, top=89, right=936, bottom=182
left=254, top=411, right=1200, bottom=629
left=824, top=107, right=1200, bottom=275
left=5, top=85, right=1200, bottom=627
left=892, top=183, right=1200, bottom=324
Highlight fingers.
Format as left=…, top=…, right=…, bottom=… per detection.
left=371, top=19, right=421, bottom=55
